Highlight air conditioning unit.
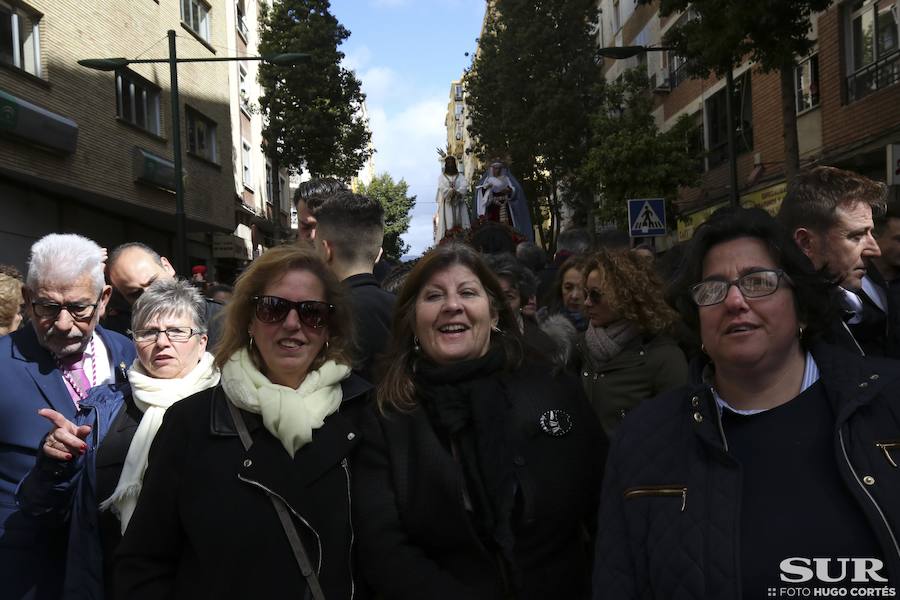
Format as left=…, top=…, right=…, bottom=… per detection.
left=652, top=70, right=671, bottom=93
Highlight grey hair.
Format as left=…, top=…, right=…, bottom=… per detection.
left=131, top=279, right=207, bottom=332
left=27, top=234, right=105, bottom=294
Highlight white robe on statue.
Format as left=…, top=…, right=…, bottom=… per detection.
left=434, top=173, right=470, bottom=243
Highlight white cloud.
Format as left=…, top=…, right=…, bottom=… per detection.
left=364, top=96, right=448, bottom=256
left=342, top=45, right=372, bottom=73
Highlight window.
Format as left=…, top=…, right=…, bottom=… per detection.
left=704, top=72, right=753, bottom=169
left=241, top=139, right=252, bottom=188
left=235, top=0, right=248, bottom=39
left=454, top=101, right=464, bottom=121
left=265, top=161, right=273, bottom=205
left=116, top=70, right=161, bottom=135
left=181, top=0, right=210, bottom=41
left=847, top=0, right=899, bottom=101
left=0, top=1, right=40, bottom=76
left=795, top=54, right=820, bottom=112
left=454, top=83, right=463, bottom=101
left=186, top=108, right=217, bottom=162
left=238, top=61, right=249, bottom=112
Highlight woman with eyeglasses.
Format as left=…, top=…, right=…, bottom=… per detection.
left=17, top=278, right=219, bottom=599
left=578, top=249, right=687, bottom=436
left=592, top=207, right=900, bottom=599
left=116, top=245, right=369, bottom=599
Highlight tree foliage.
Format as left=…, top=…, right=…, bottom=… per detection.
left=465, top=0, right=601, bottom=249
left=580, top=68, right=701, bottom=229
left=258, top=0, right=372, bottom=180
left=646, top=0, right=833, bottom=180
left=359, top=173, right=416, bottom=260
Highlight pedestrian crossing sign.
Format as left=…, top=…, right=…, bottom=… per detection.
left=628, top=198, right=666, bottom=238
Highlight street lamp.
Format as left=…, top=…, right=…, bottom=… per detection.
left=596, top=45, right=740, bottom=207
left=79, top=30, right=309, bottom=276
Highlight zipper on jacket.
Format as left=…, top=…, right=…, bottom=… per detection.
left=623, top=486, right=687, bottom=512
left=237, top=474, right=324, bottom=574
left=341, top=458, right=356, bottom=600
left=839, top=429, right=900, bottom=563
left=875, top=442, right=900, bottom=468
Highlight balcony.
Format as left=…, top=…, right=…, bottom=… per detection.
left=847, top=49, right=900, bottom=103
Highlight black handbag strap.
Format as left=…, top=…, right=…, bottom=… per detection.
left=226, top=399, right=327, bottom=600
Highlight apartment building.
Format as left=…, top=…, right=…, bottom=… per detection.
left=597, top=0, right=900, bottom=242
left=0, top=0, right=237, bottom=274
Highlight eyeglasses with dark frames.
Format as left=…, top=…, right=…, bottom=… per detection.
left=690, top=269, right=790, bottom=307
left=32, top=292, right=103, bottom=321
left=130, top=327, right=203, bottom=343
left=252, top=296, right=335, bottom=328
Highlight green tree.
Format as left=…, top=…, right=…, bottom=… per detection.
left=465, top=0, right=601, bottom=250
left=359, top=173, right=416, bottom=260
left=580, top=68, right=701, bottom=229
left=257, top=0, right=372, bottom=180
left=646, top=0, right=833, bottom=182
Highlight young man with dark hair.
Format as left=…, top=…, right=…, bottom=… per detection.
left=312, top=191, right=395, bottom=381
left=777, top=165, right=888, bottom=355
left=292, top=178, right=348, bottom=240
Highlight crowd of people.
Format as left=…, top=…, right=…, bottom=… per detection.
left=0, top=164, right=897, bottom=599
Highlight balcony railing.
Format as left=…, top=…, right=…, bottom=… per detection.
left=847, top=49, right=900, bottom=102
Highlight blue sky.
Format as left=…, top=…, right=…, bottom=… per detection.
left=329, top=0, right=486, bottom=256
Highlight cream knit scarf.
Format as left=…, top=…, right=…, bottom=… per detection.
left=101, top=351, right=220, bottom=533
left=220, top=348, right=350, bottom=458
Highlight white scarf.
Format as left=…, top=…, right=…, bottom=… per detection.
left=100, top=352, right=220, bottom=533
left=220, top=348, right=350, bottom=458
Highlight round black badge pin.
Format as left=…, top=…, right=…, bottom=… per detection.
left=539, top=409, right=573, bottom=437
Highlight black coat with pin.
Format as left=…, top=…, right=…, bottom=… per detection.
left=352, top=364, right=607, bottom=600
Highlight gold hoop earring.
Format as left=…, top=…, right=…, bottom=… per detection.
left=248, top=335, right=254, bottom=350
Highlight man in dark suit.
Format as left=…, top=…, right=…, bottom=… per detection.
left=866, top=196, right=900, bottom=357
left=777, top=166, right=888, bottom=355
left=105, top=242, right=222, bottom=347
left=0, top=233, right=136, bottom=600
left=312, top=190, right=395, bottom=382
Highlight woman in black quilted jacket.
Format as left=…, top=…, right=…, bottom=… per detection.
left=592, top=207, right=900, bottom=599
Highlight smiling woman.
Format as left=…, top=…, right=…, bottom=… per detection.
left=353, top=243, right=607, bottom=600
left=115, top=245, right=375, bottom=599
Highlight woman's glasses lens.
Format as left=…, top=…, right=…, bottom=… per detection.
left=253, top=296, right=332, bottom=328
left=691, top=270, right=782, bottom=307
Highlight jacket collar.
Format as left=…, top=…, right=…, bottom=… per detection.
left=809, top=342, right=898, bottom=424
left=342, top=272, right=380, bottom=289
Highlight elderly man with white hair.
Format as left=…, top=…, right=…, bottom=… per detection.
left=0, top=233, right=135, bottom=600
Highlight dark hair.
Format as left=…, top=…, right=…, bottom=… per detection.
left=874, top=196, right=900, bottom=237
left=544, top=254, right=590, bottom=314
left=778, top=166, right=888, bottom=233
left=381, top=259, right=418, bottom=295
left=444, top=156, right=458, bottom=176
left=595, top=228, right=630, bottom=250
left=484, top=253, right=537, bottom=305
left=667, top=206, right=834, bottom=349
left=556, top=227, right=593, bottom=255
left=469, top=221, right=517, bottom=255
left=377, top=243, right=524, bottom=411
left=515, top=241, right=547, bottom=272
left=215, top=244, right=355, bottom=373
left=108, top=242, right=164, bottom=270
left=292, top=178, right=349, bottom=212
left=314, top=191, right=385, bottom=266
left=206, top=283, right=233, bottom=297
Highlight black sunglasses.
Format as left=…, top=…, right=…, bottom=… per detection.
left=251, top=295, right=335, bottom=328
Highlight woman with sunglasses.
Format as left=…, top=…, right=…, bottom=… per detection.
left=116, top=245, right=369, bottom=599
left=578, top=249, right=687, bottom=435
left=17, top=278, right=219, bottom=599
left=592, top=207, right=900, bottom=598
